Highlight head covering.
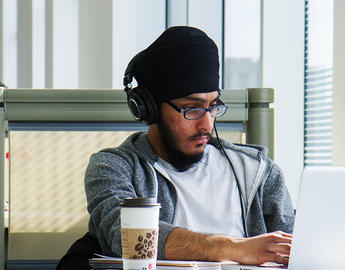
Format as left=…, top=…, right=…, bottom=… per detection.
left=128, top=26, right=220, bottom=104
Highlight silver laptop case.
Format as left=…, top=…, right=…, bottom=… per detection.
left=288, top=166, right=345, bottom=270
left=222, top=166, right=345, bottom=270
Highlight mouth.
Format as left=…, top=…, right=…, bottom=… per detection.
left=191, top=133, right=211, bottom=145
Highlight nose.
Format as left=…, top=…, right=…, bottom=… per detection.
left=196, top=111, right=214, bottom=132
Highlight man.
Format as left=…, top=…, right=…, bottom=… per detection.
left=83, top=26, right=294, bottom=266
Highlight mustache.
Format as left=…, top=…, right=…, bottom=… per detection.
left=190, top=132, right=212, bottom=140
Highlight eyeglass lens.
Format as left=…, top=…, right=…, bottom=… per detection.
left=185, top=106, right=226, bottom=119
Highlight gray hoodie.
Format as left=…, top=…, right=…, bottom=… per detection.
left=85, top=132, right=294, bottom=259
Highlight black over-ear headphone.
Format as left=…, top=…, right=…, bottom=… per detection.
left=123, top=53, right=159, bottom=125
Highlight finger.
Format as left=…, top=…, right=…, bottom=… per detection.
left=266, top=236, right=292, bottom=246
left=276, top=236, right=292, bottom=244
left=267, top=243, right=291, bottom=256
left=265, top=252, right=290, bottom=265
left=269, top=233, right=292, bottom=244
left=274, top=231, right=293, bottom=238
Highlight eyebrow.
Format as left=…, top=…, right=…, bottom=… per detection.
left=182, top=94, right=221, bottom=103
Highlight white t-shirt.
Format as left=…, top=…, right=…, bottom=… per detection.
left=156, top=144, right=245, bottom=237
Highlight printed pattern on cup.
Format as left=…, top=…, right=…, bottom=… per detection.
left=121, top=228, right=158, bottom=260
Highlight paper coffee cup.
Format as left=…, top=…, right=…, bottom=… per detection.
left=121, top=197, right=161, bottom=270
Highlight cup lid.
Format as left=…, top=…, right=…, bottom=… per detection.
left=120, top=197, right=161, bottom=207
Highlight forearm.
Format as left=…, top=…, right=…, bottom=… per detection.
left=164, top=227, right=235, bottom=261
left=164, top=227, right=292, bottom=265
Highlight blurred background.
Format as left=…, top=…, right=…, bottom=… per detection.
left=1, top=0, right=344, bottom=206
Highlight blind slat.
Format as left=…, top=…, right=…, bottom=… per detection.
left=304, top=0, right=333, bottom=168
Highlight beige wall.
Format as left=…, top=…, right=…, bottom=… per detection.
left=332, top=0, right=345, bottom=166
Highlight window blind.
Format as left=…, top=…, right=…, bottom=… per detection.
left=304, top=0, right=333, bottom=166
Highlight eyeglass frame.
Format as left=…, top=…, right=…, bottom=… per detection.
left=165, top=99, right=228, bottom=120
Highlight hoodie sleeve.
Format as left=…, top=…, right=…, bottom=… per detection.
left=261, top=161, right=295, bottom=233
left=84, top=150, right=175, bottom=259
left=85, top=151, right=135, bottom=257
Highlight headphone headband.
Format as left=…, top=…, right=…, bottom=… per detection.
left=123, top=51, right=145, bottom=87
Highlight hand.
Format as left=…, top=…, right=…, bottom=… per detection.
left=229, top=231, right=292, bottom=265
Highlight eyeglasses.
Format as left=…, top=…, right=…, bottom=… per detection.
left=166, top=100, right=228, bottom=120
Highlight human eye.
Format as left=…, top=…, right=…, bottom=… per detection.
left=208, top=98, right=222, bottom=107
left=185, top=107, right=204, bottom=119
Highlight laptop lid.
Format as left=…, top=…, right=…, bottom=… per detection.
left=222, top=166, right=345, bottom=270
left=288, top=166, right=345, bottom=269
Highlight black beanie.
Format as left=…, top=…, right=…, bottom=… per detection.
left=130, top=26, right=220, bottom=104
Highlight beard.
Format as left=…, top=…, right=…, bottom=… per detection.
left=157, top=117, right=212, bottom=172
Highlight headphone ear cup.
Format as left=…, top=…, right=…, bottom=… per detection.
left=126, top=86, right=158, bottom=125
left=126, top=88, right=147, bottom=122
left=137, top=86, right=159, bottom=125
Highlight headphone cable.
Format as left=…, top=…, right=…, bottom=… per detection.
left=213, top=120, right=247, bottom=236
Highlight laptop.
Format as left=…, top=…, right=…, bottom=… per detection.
left=222, top=166, right=345, bottom=270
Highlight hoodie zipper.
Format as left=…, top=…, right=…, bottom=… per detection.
left=146, top=161, right=159, bottom=199
left=243, top=159, right=267, bottom=236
